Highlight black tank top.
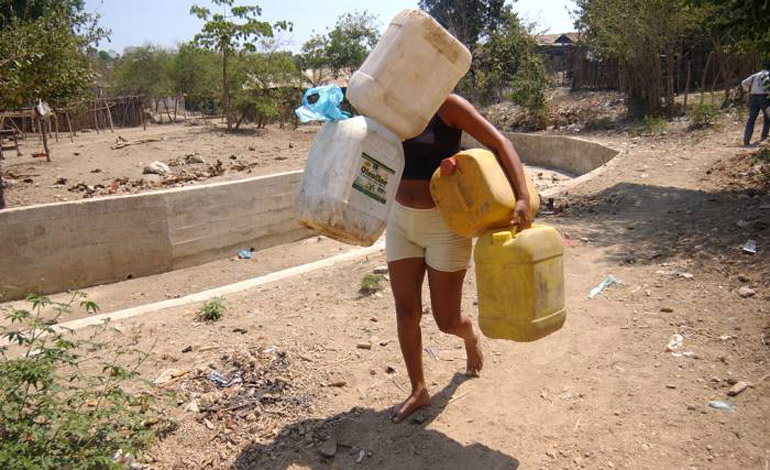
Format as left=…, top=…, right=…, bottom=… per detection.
left=402, top=114, right=462, bottom=180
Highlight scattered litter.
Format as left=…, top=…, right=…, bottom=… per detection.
left=719, top=335, right=736, bottom=341
left=153, top=368, right=189, bottom=387
left=656, top=270, right=694, bottom=280
left=185, top=154, right=206, bottom=164
left=737, top=286, right=756, bottom=298
left=264, top=345, right=279, bottom=354
left=708, top=400, right=735, bottom=413
left=295, top=85, right=350, bottom=123
left=660, top=307, right=674, bottom=313
left=232, top=327, right=248, bottom=334
left=112, top=449, right=136, bottom=467
left=562, top=232, right=578, bottom=248
left=671, top=351, right=699, bottom=359
left=727, top=381, right=751, bottom=397
left=356, top=341, right=373, bottom=350
left=237, top=249, right=253, bottom=260
left=666, top=334, right=684, bottom=352
left=373, top=266, right=389, bottom=275
left=742, top=240, right=757, bottom=254
left=356, top=450, right=366, bottom=463
left=588, top=275, right=623, bottom=299
left=143, top=161, right=171, bottom=175
left=735, top=219, right=750, bottom=228
left=181, top=345, right=193, bottom=353
left=183, top=400, right=200, bottom=413
left=207, top=370, right=242, bottom=388
left=425, top=347, right=439, bottom=361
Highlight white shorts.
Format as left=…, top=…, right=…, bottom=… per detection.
left=386, top=202, right=472, bottom=272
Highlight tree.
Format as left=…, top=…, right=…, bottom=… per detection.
left=324, top=11, right=379, bottom=77
left=0, top=1, right=106, bottom=109
left=299, top=11, right=380, bottom=83
left=190, top=1, right=288, bottom=131
left=574, top=0, right=705, bottom=116
left=475, top=11, right=548, bottom=112
left=299, top=34, right=329, bottom=84
left=0, top=0, right=106, bottom=206
left=113, top=45, right=173, bottom=98
left=417, top=0, right=510, bottom=48
left=171, top=43, right=221, bottom=114
left=230, top=42, right=302, bottom=129
left=687, top=0, right=770, bottom=62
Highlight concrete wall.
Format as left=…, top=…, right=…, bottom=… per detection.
left=462, top=132, right=619, bottom=176
left=0, top=171, right=310, bottom=301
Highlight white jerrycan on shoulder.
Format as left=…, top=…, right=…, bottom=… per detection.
left=346, top=9, right=472, bottom=140
left=296, top=116, right=405, bottom=246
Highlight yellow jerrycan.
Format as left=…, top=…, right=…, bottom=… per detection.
left=474, top=225, right=566, bottom=342
left=429, top=148, right=539, bottom=238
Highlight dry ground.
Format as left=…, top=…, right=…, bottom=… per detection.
left=1, top=119, right=316, bottom=207
left=1, top=119, right=572, bottom=209
left=2, top=115, right=769, bottom=470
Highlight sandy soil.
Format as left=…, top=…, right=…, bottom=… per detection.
left=2, top=117, right=769, bottom=470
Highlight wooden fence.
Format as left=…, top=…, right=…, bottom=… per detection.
left=0, top=96, right=146, bottom=139
left=569, top=46, right=759, bottom=95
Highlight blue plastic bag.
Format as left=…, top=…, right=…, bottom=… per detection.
left=294, top=85, right=351, bottom=123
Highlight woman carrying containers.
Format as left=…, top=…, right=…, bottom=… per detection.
left=385, top=93, right=533, bottom=422
left=341, top=9, right=538, bottom=422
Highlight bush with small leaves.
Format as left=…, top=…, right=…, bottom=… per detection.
left=197, top=297, right=226, bottom=322
left=688, top=103, right=721, bottom=130
left=359, top=274, right=386, bottom=296
left=0, top=293, right=162, bottom=470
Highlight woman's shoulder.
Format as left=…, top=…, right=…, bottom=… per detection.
left=438, top=94, right=478, bottom=129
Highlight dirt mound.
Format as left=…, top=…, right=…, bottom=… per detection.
left=707, top=141, right=770, bottom=193
left=482, top=89, right=627, bottom=133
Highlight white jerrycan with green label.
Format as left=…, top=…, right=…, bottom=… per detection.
left=296, top=116, right=405, bottom=246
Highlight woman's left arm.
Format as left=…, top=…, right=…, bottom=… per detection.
left=439, top=94, right=532, bottom=229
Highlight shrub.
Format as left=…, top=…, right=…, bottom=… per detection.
left=197, top=297, right=226, bottom=322
left=639, top=115, right=668, bottom=136
left=0, top=294, right=160, bottom=470
left=688, top=103, right=721, bottom=130
left=359, top=274, right=386, bottom=296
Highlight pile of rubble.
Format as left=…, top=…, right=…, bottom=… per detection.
left=166, top=346, right=318, bottom=446
left=708, top=140, right=770, bottom=193
left=65, top=156, right=233, bottom=198
left=482, top=91, right=627, bottom=133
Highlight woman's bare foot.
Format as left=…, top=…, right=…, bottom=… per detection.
left=390, top=387, right=431, bottom=423
left=465, top=334, right=484, bottom=377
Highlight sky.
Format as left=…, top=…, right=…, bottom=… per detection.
left=85, top=0, right=577, bottom=55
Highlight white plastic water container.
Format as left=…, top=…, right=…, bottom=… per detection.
left=346, top=9, right=472, bottom=140
left=296, top=116, right=405, bottom=246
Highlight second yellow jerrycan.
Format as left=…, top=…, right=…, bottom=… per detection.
left=429, top=148, right=539, bottom=238
left=474, top=225, right=566, bottom=342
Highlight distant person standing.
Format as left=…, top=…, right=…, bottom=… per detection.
left=742, top=66, right=770, bottom=146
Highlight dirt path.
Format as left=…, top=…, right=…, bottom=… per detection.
left=5, top=121, right=768, bottom=470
